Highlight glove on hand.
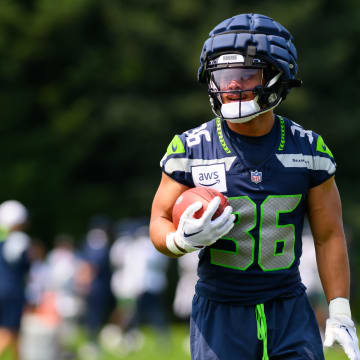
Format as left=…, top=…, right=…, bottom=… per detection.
left=324, top=298, right=360, bottom=360
left=166, top=196, right=235, bottom=255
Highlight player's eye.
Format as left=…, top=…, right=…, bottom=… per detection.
left=213, top=68, right=261, bottom=90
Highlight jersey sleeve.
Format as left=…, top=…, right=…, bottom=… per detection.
left=308, top=133, right=336, bottom=187
left=159, top=133, right=194, bottom=187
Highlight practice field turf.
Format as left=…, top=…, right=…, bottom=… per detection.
left=98, top=324, right=351, bottom=360
left=1, top=323, right=351, bottom=359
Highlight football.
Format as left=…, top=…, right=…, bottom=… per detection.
left=172, top=187, right=229, bottom=229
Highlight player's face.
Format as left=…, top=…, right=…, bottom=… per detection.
left=213, top=68, right=263, bottom=104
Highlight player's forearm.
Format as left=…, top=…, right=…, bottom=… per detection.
left=149, top=215, right=181, bottom=258
left=315, top=235, right=350, bottom=303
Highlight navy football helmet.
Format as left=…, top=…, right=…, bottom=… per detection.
left=198, top=14, right=302, bottom=123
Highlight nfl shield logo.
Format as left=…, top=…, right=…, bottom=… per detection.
left=250, top=170, right=262, bottom=184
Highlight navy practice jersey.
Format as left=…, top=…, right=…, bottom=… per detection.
left=0, top=238, right=30, bottom=300
left=160, top=115, right=336, bottom=304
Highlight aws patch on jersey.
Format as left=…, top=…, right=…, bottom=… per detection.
left=160, top=117, right=335, bottom=193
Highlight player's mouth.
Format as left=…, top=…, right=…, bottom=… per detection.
left=226, top=93, right=250, bottom=102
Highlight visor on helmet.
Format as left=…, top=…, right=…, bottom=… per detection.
left=210, top=68, right=263, bottom=92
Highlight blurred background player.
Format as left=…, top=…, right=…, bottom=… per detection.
left=105, top=218, right=169, bottom=356
left=20, top=233, right=82, bottom=360
left=172, top=251, right=199, bottom=355
left=173, top=251, right=198, bottom=321
left=75, top=215, right=115, bottom=359
left=0, top=200, right=31, bottom=360
left=109, top=218, right=141, bottom=333
left=124, top=223, right=170, bottom=345
left=25, top=239, right=49, bottom=312
left=20, top=238, right=61, bottom=360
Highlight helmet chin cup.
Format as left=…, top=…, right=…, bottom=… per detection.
left=226, top=113, right=259, bottom=123
left=224, top=110, right=268, bottom=123
left=221, top=99, right=260, bottom=123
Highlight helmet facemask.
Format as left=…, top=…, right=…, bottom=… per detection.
left=206, top=53, right=284, bottom=123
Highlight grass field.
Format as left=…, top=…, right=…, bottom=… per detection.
left=78, top=324, right=351, bottom=360
left=0, top=323, right=350, bottom=359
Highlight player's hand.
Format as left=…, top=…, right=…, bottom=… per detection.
left=324, top=298, right=360, bottom=360
left=166, top=197, right=235, bottom=254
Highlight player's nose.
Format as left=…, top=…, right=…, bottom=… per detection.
left=228, top=80, right=244, bottom=90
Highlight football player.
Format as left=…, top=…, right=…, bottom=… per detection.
left=149, top=13, right=360, bottom=360
left=0, top=200, right=30, bottom=360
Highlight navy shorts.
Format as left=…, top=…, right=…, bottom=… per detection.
left=190, top=292, right=324, bottom=360
left=0, top=297, right=25, bottom=331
